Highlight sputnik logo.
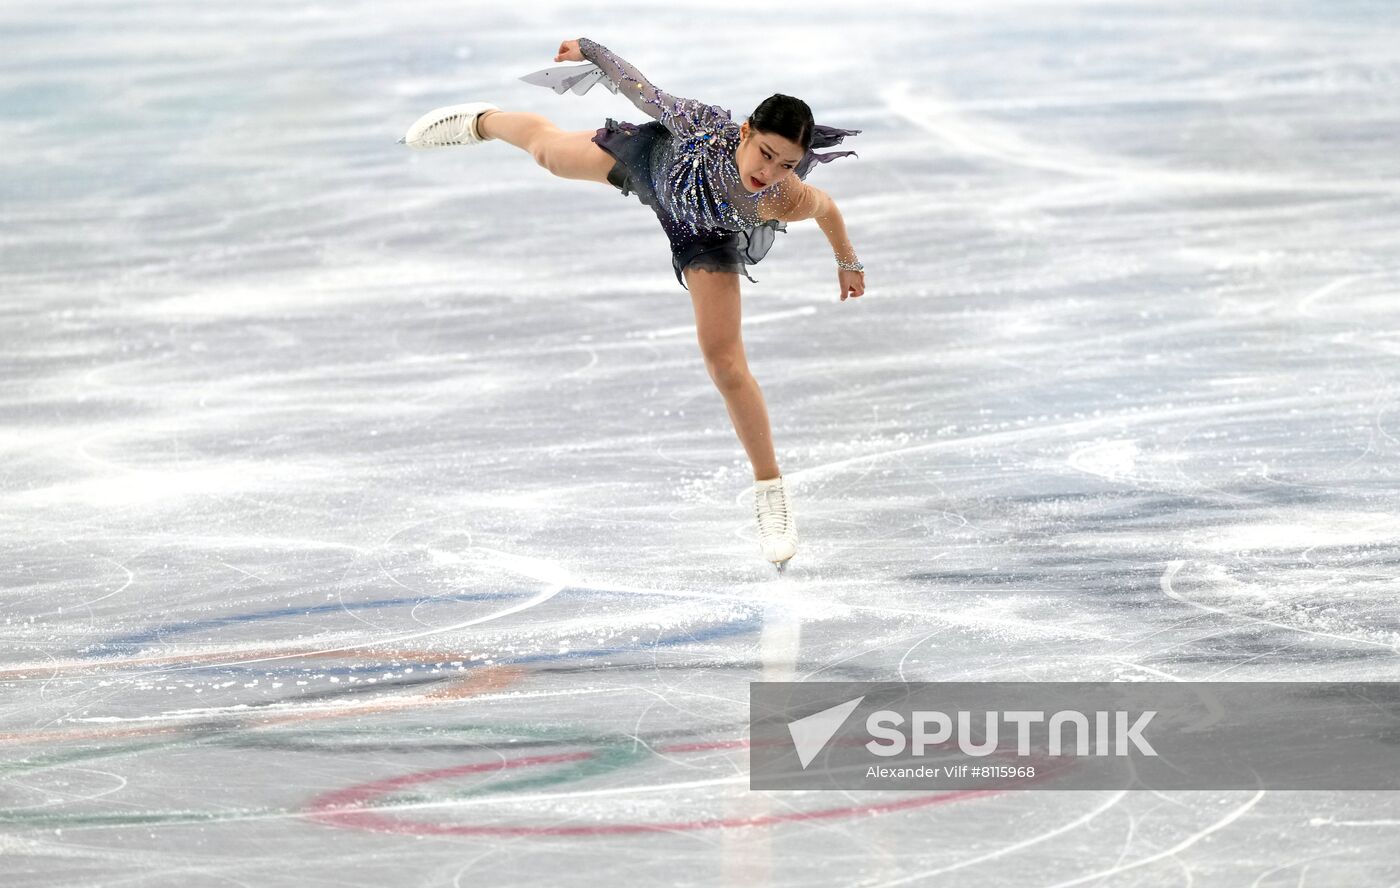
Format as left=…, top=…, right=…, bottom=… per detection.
left=787, top=695, right=865, bottom=768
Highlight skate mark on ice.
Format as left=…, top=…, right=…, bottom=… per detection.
left=1039, top=789, right=1267, bottom=888
left=1161, top=560, right=1400, bottom=654
left=862, top=790, right=1130, bottom=887
left=881, top=81, right=1400, bottom=197
left=788, top=387, right=1395, bottom=487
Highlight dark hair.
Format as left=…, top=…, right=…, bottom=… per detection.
left=747, top=94, right=814, bottom=153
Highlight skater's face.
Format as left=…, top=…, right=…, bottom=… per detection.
left=736, top=121, right=805, bottom=193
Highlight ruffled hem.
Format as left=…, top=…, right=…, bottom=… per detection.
left=672, top=218, right=788, bottom=290
left=679, top=251, right=760, bottom=286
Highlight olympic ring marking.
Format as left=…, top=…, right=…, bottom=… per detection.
left=304, top=737, right=1050, bottom=837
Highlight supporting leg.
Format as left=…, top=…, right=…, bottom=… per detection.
left=685, top=265, right=782, bottom=482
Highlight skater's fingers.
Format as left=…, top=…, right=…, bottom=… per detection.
left=837, top=268, right=864, bottom=301
left=554, top=39, right=583, bottom=63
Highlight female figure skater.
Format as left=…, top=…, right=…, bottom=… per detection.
left=400, top=37, right=865, bottom=573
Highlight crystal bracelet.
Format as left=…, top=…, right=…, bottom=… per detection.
left=836, top=256, right=864, bottom=272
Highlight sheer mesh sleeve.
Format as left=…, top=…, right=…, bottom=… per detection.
left=577, top=38, right=730, bottom=138
left=758, top=180, right=831, bottom=223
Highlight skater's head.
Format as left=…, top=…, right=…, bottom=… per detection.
left=736, top=94, right=813, bottom=193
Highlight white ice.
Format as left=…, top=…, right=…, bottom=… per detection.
left=3, top=0, right=1399, bottom=884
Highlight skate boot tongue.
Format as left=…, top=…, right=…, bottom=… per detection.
left=753, top=476, right=798, bottom=569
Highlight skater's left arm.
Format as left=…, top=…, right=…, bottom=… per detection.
left=562, top=38, right=727, bottom=137
left=761, top=182, right=865, bottom=301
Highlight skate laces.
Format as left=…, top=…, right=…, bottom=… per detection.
left=426, top=113, right=472, bottom=145
left=755, top=483, right=793, bottom=538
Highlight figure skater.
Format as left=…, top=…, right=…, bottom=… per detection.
left=399, top=37, right=865, bottom=573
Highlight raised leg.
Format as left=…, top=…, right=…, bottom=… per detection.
left=685, top=265, right=782, bottom=482
left=476, top=110, right=616, bottom=185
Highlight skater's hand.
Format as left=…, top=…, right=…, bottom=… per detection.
left=838, top=268, right=864, bottom=301
left=555, top=39, right=584, bottom=63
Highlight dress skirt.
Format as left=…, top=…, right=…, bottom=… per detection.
left=591, top=117, right=783, bottom=291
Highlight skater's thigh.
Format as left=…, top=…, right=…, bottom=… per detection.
left=685, top=266, right=744, bottom=361
left=538, top=130, right=618, bottom=185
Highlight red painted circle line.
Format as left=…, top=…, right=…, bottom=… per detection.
left=306, top=737, right=1063, bottom=837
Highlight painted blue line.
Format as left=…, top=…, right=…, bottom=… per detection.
left=86, top=602, right=763, bottom=678
left=92, top=592, right=517, bottom=654
left=88, top=587, right=763, bottom=678
left=142, top=613, right=762, bottom=678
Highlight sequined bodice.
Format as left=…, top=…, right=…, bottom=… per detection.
left=646, top=119, right=784, bottom=235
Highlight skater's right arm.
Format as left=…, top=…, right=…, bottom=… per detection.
left=558, top=37, right=726, bottom=137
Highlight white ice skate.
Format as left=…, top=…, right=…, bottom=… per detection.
left=398, top=102, right=499, bottom=148
left=754, top=475, right=799, bottom=574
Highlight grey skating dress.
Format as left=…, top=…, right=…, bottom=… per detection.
left=520, top=38, right=861, bottom=290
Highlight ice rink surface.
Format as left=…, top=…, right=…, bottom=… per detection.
left=4, top=0, right=1400, bottom=884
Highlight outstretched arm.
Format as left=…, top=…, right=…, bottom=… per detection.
left=762, top=182, right=866, bottom=300
left=556, top=37, right=724, bottom=136
left=576, top=37, right=668, bottom=121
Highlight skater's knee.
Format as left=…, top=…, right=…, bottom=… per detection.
left=703, top=350, right=750, bottom=392
left=530, top=139, right=554, bottom=171
left=530, top=129, right=572, bottom=174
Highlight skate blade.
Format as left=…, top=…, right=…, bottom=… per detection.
left=774, top=559, right=792, bottom=576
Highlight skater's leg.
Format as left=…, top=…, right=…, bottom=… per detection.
left=476, top=110, right=615, bottom=185
left=685, top=266, right=782, bottom=482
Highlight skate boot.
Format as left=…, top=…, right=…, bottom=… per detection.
left=399, top=102, right=500, bottom=148
left=754, top=475, right=798, bottom=574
